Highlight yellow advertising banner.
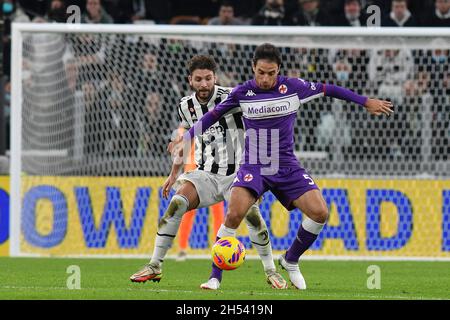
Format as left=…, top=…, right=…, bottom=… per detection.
left=5, top=176, right=450, bottom=258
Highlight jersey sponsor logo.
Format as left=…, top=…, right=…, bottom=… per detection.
left=204, top=125, right=225, bottom=136
left=247, top=102, right=290, bottom=115
left=243, top=174, right=253, bottom=182
left=278, top=84, right=288, bottom=94
left=245, top=90, right=256, bottom=97
left=202, top=125, right=225, bottom=144
left=240, top=94, right=300, bottom=119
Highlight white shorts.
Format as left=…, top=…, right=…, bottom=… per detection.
left=173, top=170, right=235, bottom=208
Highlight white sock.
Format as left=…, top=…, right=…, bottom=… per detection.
left=302, top=216, right=325, bottom=235
left=244, top=205, right=276, bottom=273
left=216, top=224, right=237, bottom=238
left=150, top=194, right=189, bottom=267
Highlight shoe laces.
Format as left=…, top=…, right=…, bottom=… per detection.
left=266, top=271, right=285, bottom=283
left=145, top=263, right=160, bottom=273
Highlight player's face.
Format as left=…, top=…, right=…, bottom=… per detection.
left=189, top=69, right=217, bottom=102
left=252, top=59, right=280, bottom=90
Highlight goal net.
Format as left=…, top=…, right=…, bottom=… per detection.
left=10, top=24, right=450, bottom=259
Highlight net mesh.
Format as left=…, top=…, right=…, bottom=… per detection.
left=13, top=27, right=450, bottom=258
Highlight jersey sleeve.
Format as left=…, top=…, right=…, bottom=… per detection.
left=293, top=78, right=368, bottom=106
left=177, top=103, right=191, bottom=129
left=185, top=87, right=240, bottom=139
left=293, top=78, right=326, bottom=104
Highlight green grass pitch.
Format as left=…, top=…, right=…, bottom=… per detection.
left=0, top=257, right=449, bottom=300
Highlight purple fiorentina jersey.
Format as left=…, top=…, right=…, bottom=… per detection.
left=186, top=75, right=368, bottom=208
left=214, top=75, right=324, bottom=167
left=187, top=75, right=368, bottom=169
left=209, top=76, right=324, bottom=167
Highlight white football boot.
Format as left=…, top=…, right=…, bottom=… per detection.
left=200, top=278, right=220, bottom=290
left=265, top=270, right=288, bottom=289
left=278, top=254, right=307, bottom=290
left=130, top=263, right=162, bottom=283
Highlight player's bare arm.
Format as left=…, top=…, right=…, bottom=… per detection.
left=162, top=162, right=182, bottom=199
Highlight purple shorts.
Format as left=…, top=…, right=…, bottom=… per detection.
left=232, top=164, right=319, bottom=211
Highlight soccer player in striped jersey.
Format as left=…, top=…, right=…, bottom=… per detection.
left=176, top=44, right=394, bottom=289
left=130, top=55, right=287, bottom=290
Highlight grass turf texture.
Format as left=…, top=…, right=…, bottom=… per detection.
left=0, top=257, right=449, bottom=300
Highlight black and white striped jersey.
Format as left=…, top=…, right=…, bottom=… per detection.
left=178, top=85, right=244, bottom=176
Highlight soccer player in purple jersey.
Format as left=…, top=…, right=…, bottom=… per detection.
left=173, top=43, right=394, bottom=289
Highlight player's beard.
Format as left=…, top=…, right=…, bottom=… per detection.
left=196, top=88, right=214, bottom=103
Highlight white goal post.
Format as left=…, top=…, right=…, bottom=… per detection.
left=9, top=23, right=450, bottom=260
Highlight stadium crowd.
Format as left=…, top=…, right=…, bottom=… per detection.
left=1, top=0, right=449, bottom=176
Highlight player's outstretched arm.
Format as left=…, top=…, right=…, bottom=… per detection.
left=324, top=84, right=394, bottom=116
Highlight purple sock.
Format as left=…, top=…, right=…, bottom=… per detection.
left=285, top=225, right=318, bottom=263
left=210, top=263, right=223, bottom=281
left=209, top=236, right=223, bottom=281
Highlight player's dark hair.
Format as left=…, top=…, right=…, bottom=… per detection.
left=252, top=43, right=282, bottom=67
left=221, top=1, right=234, bottom=8
left=188, top=55, right=217, bottom=75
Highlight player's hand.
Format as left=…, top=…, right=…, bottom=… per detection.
left=364, top=98, right=394, bottom=116
left=162, top=175, right=177, bottom=199
left=167, top=135, right=183, bottom=154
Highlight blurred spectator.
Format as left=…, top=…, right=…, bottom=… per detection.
left=3, top=0, right=30, bottom=77
left=252, top=0, right=293, bottom=26
left=46, top=0, right=67, bottom=22
left=329, top=49, right=370, bottom=92
left=81, top=81, right=105, bottom=156
left=114, top=0, right=159, bottom=24
left=208, top=2, right=245, bottom=25
left=170, top=0, right=218, bottom=19
left=368, top=48, right=414, bottom=105
left=15, top=0, right=49, bottom=18
left=381, top=0, right=418, bottom=27
left=290, top=0, right=332, bottom=26
left=104, top=72, right=139, bottom=156
left=81, top=0, right=114, bottom=24
left=230, top=0, right=268, bottom=22
left=421, top=0, right=450, bottom=27
left=332, top=58, right=353, bottom=83
left=417, top=39, right=450, bottom=120
left=334, top=0, right=368, bottom=27
left=139, top=92, right=164, bottom=154
left=68, top=32, right=107, bottom=91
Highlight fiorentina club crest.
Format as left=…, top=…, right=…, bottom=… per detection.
left=278, top=84, right=288, bottom=94
left=243, top=174, right=253, bottom=182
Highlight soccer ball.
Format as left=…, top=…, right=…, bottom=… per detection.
left=211, top=237, right=246, bottom=270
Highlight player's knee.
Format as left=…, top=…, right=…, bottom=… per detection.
left=225, top=210, right=244, bottom=229
left=159, top=195, right=189, bottom=228
left=313, top=205, right=329, bottom=224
